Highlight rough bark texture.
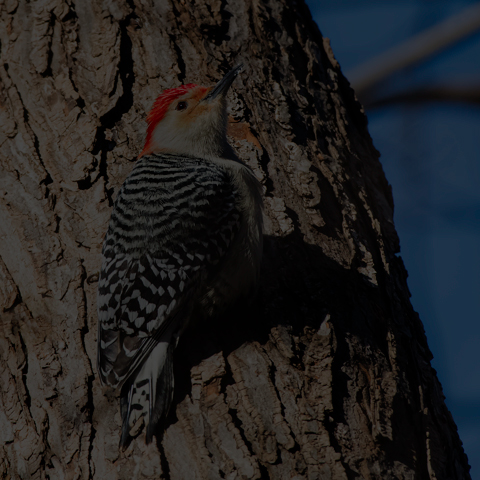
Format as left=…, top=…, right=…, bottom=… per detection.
left=0, top=0, right=471, bottom=479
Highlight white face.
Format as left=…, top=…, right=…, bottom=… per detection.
left=151, top=87, right=228, bottom=159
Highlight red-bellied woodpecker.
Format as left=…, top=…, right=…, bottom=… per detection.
left=97, top=65, right=263, bottom=448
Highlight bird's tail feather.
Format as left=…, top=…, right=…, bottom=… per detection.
left=120, top=341, right=174, bottom=448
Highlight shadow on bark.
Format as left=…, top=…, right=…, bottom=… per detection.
left=160, top=233, right=437, bottom=476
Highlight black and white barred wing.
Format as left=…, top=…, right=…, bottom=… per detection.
left=97, top=252, right=196, bottom=386
left=97, top=154, right=240, bottom=387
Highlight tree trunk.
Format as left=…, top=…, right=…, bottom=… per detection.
left=0, top=0, right=471, bottom=479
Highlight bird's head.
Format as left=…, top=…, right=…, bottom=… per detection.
left=140, top=65, right=243, bottom=159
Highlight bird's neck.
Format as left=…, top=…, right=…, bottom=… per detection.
left=141, top=128, right=235, bottom=161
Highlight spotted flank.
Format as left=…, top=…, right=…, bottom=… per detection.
left=97, top=153, right=241, bottom=446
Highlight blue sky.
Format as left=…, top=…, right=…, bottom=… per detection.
left=306, top=1, right=480, bottom=476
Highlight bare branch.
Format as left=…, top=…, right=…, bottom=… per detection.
left=347, top=3, right=480, bottom=99
left=364, top=81, right=480, bottom=108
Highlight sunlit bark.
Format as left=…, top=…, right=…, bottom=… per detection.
left=0, top=0, right=471, bottom=478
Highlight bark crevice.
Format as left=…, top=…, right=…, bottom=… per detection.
left=0, top=0, right=471, bottom=478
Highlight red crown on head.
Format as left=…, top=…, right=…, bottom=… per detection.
left=140, top=83, right=200, bottom=157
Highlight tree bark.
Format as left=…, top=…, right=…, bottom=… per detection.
left=0, top=0, right=471, bottom=479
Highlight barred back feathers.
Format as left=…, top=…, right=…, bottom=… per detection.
left=97, top=65, right=263, bottom=449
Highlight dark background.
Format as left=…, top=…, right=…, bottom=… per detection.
left=306, top=0, right=480, bottom=477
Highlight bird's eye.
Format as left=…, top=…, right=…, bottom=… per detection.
left=176, top=101, right=188, bottom=111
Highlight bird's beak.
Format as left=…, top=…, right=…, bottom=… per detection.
left=202, top=64, right=243, bottom=102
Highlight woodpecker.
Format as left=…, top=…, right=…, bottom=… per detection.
left=97, top=65, right=263, bottom=448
